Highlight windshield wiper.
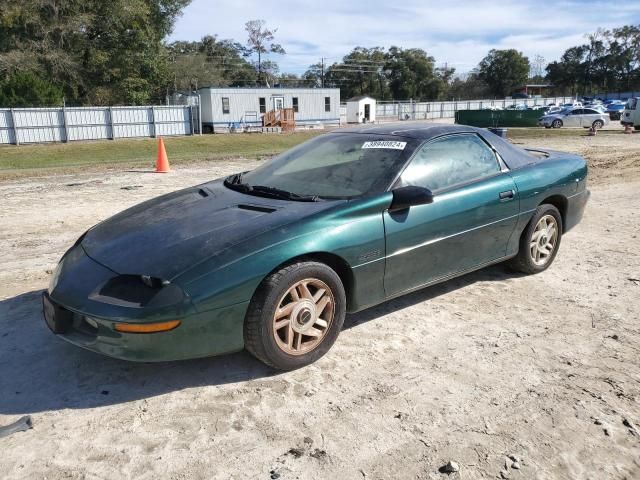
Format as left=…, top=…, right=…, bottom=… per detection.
left=224, top=177, right=319, bottom=202
left=250, top=185, right=319, bottom=202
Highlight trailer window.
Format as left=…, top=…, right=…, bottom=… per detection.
left=222, top=97, right=230, bottom=114
left=292, top=97, right=299, bottom=113
left=259, top=97, right=266, bottom=113
left=324, top=97, right=331, bottom=112
left=626, top=98, right=637, bottom=110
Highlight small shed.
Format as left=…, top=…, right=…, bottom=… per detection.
left=346, top=96, right=376, bottom=123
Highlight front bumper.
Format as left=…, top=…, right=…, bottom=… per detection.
left=45, top=245, right=248, bottom=362
left=43, top=291, right=248, bottom=362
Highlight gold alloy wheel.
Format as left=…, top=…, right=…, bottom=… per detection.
left=530, top=214, right=559, bottom=266
left=272, top=278, right=335, bottom=355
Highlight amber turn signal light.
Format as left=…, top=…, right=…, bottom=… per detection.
left=114, top=319, right=181, bottom=334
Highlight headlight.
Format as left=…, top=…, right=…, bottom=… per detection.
left=89, top=274, right=185, bottom=308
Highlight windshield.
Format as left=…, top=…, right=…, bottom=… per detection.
left=231, top=133, right=418, bottom=199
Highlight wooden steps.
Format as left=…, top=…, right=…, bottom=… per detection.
left=263, top=108, right=295, bottom=131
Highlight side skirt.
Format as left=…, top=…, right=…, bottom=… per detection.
left=350, top=254, right=517, bottom=314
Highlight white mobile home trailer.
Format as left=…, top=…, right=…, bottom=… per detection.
left=198, top=87, right=340, bottom=131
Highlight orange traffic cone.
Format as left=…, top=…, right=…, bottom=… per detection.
left=155, top=137, right=170, bottom=173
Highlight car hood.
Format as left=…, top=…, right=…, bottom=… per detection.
left=81, top=179, right=337, bottom=280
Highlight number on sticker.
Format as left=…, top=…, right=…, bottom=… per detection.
left=362, top=141, right=407, bottom=150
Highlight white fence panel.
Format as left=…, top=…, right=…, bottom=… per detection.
left=155, top=107, right=192, bottom=136
left=0, top=105, right=194, bottom=145
left=111, top=107, right=154, bottom=139
left=0, top=110, right=15, bottom=144
left=13, top=109, right=65, bottom=143
left=66, top=107, right=111, bottom=141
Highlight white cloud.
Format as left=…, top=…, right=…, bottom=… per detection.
left=169, top=0, right=640, bottom=74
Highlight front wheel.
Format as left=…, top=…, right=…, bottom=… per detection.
left=508, top=205, right=563, bottom=274
left=244, top=261, right=346, bottom=370
left=552, top=120, right=563, bottom=128
left=592, top=120, right=604, bottom=129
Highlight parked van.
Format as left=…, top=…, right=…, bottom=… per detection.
left=621, top=97, right=640, bottom=130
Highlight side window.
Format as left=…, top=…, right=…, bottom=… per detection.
left=259, top=97, right=266, bottom=113
left=292, top=97, right=299, bottom=113
left=627, top=98, right=637, bottom=110
left=570, top=109, right=583, bottom=115
left=324, top=97, right=331, bottom=112
left=222, top=97, right=230, bottom=114
left=400, top=135, right=500, bottom=191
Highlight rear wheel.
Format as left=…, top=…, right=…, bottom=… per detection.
left=509, top=205, right=562, bottom=274
left=592, top=120, right=604, bottom=129
left=244, top=261, right=346, bottom=370
left=552, top=119, right=563, bottom=128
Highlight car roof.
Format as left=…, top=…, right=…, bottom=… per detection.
left=333, top=121, right=537, bottom=170
left=333, top=122, right=481, bottom=140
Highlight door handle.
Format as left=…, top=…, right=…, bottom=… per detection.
left=499, top=190, right=515, bottom=200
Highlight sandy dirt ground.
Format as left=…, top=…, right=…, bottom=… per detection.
left=1, top=132, right=639, bottom=479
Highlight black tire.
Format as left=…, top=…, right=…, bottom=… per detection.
left=592, top=120, right=604, bottom=129
left=244, top=261, right=346, bottom=370
left=508, top=204, right=563, bottom=275
left=544, top=126, right=551, bottom=129
left=552, top=119, right=563, bottom=128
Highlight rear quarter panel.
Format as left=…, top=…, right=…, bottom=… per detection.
left=506, top=152, right=588, bottom=255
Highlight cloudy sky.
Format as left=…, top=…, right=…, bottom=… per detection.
left=169, top=0, right=640, bottom=75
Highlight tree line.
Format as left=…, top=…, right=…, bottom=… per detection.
left=546, top=26, right=640, bottom=95
left=0, top=1, right=638, bottom=107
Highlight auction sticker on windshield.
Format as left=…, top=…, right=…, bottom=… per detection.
left=362, top=141, right=407, bottom=150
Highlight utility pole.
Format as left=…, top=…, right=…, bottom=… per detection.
left=321, top=57, right=325, bottom=88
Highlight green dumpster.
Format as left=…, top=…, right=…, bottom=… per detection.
left=455, top=110, right=542, bottom=128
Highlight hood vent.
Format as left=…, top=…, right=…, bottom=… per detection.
left=237, top=204, right=277, bottom=213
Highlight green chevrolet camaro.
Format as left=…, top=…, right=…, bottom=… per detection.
left=43, top=123, right=589, bottom=370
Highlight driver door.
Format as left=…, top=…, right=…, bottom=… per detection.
left=383, top=134, right=519, bottom=297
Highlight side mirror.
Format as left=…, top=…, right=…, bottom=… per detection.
left=389, top=185, right=434, bottom=212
